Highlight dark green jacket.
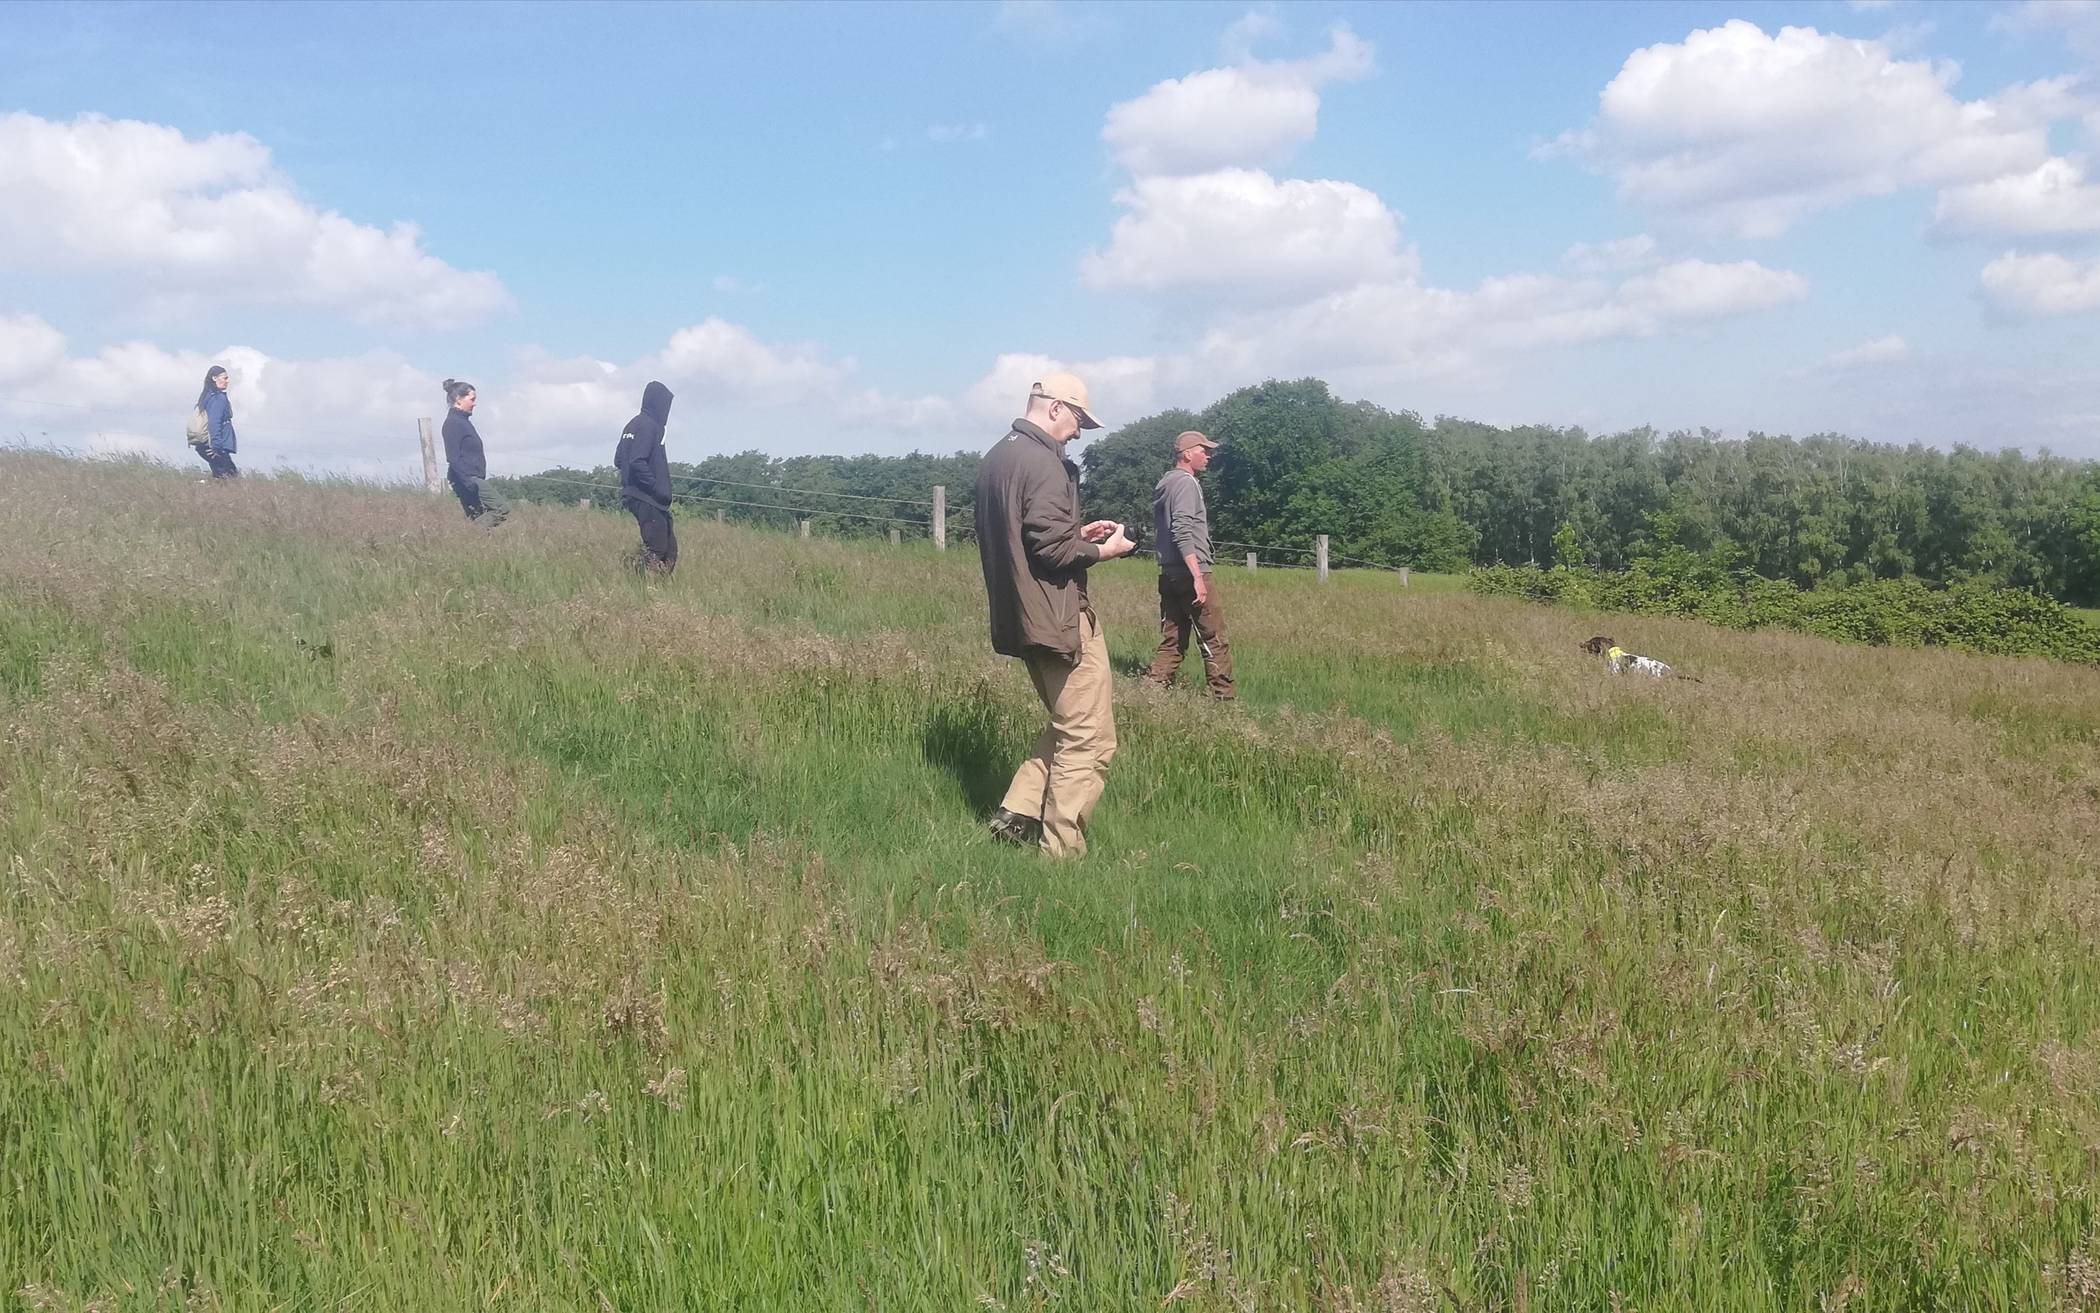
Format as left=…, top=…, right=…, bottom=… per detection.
left=975, top=419, right=1101, bottom=659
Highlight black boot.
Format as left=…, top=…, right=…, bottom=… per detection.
left=987, top=808, right=1042, bottom=847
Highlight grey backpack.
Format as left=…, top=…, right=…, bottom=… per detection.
left=185, top=406, right=211, bottom=447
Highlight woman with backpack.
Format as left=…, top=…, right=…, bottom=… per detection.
left=185, top=365, right=239, bottom=479
left=440, top=378, right=509, bottom=526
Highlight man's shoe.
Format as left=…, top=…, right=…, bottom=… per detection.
left=988, top=808, right=1042, bottom=847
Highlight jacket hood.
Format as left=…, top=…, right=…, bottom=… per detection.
left=641, top=381, right=673, bottom=424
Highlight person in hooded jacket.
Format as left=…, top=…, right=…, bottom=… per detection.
left=440, top=379, right=509, bottom=526
left=617, top=381, right=677, bottom=574
left=187, top=365, right=239, bottom=479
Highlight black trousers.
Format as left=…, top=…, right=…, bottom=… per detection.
left=192, top=445, right=239, bottom=479
left=626, top=499, right=677, bottom=572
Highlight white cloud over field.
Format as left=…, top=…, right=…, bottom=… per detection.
left=0, top=112, right=509, bottom=328
left=1548, top=21, right=2076, bottom=238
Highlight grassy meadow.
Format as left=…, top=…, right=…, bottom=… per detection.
left=2, top=451, right=2097, bottom=1311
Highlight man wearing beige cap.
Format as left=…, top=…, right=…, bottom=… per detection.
left=1145, top=430, right=1234, bottom=700
left=974, top=372, right=1137, bottom=857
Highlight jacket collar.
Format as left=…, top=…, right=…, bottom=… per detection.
left=1011, top=417, right=1065, bottom=457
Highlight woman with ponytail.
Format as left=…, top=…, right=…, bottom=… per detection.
left=186, top=366, right=239, bottom=479
left=440, top=379, right=509, bottom=526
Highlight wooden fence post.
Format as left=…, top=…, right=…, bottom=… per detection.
left=1316, top=535, right=1330, bottom=583
left=1399, top=566, right=1410, bottom=586
left=932, top=485, right=947, bottom=551
left=798, top=519, right=811, bottom=540
left=889, top=528, right=901, bottom=546
left=1246, top=552, right=1257, bottom=572
left=577, top=498, right=589, bottom=509
left=715, top=509, right=725, bottom=524
left=417, top=418, right=441, bottom=494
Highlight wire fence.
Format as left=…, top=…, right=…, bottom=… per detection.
left=512, top=476, right=932, bottom=527
left=667, top=474, right=934, bottom=507
left=1216, top=539, right=1412, bottom=572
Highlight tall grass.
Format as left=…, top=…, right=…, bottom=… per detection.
left=3, top=451, right=2097, bottom=1311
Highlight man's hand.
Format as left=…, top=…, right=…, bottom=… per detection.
left=1081, top=519, right=1119, bottom=544
left=1192, top=574, right=1209, bottom=606
left=1099, top=524, right=1135, bottom=559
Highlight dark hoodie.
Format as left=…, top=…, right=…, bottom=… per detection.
left=442, top=408, right=486, bottom=481
left=617, top=381, right=675, bottom=510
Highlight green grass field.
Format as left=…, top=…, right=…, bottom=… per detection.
left=4, top=451, right=2098, bottom=1311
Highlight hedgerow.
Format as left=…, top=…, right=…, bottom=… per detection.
left=1469, top=554, right=2100, bottom=664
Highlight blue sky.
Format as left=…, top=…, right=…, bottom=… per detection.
left=3, top=0, right=2098, bottom=475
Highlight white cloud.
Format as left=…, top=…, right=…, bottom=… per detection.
left=0, top=314, right=69, bottom=385
left=1979, top=250, right=2100, bottom=316
left=1220, top=10, right=1282, bottom=62
left=1082, top=168, right=1410, bottom=302
left=1190, top=257, right=1808, bottom=384
left=993, top=0, right=1108, bottom=46
left=1827, top=334, right=1911, bottom=366
left=1562, top=234, right=1661, bottom=274
left=1557, top=21, right=2071, bottom=237
left=1101, top=23, right=1372, bottom=176
left=654, top=319, right=847, bottom=399
left=0, top=113, right=509, bottom=328
left=1071, top=13, right=1807, bottom=402
left=1994, top=1, right=2100, bottom=60
left=928, top=123, right=989, bottom=143
left=961, top=352, right=1168, bottom=431
left=847, top=388, right=958, bottom=433
left=1932, top=157, right=2100, bottom=238
left=1617, top=259, right=1809, bottom=319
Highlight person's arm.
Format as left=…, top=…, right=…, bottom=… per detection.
left=442, top=414, right=464, bottom=469
left=1021, top=466, right=1103, bottom=572
left=624, top=420, right=662, bottom=474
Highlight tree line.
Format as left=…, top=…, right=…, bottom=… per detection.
left=493, top=377, right=2100, bottom=605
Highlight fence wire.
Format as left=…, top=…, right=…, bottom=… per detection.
left=1216, top=539, right=1411, bottom=571
left=518, top=474, right=933, bottom=528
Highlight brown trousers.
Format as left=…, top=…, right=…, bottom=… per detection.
left=1146, top=572, right=1234, bottom=699
left=1000, top=612, right=1117, bottom=858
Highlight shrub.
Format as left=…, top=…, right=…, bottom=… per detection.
left=1469, top=561, right=2100, bottom=664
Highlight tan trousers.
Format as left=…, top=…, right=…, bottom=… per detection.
left=1000, top=612, right=1118, bottom=858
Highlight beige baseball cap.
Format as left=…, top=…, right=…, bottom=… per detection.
left=1030, top=372, right=1101, bottom=430
left=1174, top=430, right=1219, bottom=453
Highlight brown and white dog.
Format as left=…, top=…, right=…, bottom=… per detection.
left=1581, top=635, right=1673, bottom=678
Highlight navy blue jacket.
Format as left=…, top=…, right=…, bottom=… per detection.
left=202, top=389, right=237, bottom=453
left=442, top=409, right=485, bottom=481
left=617, top=381, right=676, bottom=510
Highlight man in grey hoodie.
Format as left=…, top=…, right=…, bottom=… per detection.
left=1145, top=430, right=1233, bottom=699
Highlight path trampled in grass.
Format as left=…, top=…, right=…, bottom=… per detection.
left=2, top=453, right=2097, bottom=1311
